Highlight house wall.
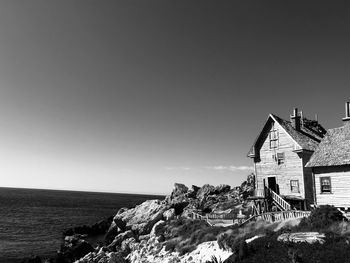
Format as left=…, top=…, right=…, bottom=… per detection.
left=313, top=166, right=350, bottom=208
left=255, top=121, right=305, bottom=199
left=302, top=152, right=315, bottom=207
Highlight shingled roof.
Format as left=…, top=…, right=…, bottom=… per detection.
left=306, top=124, right=350, bottom=167
left=248, top=114, right=326, bottom=158
left=272, top=114, right=325, bottom=151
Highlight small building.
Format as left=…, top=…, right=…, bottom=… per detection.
left=306, top=102, right=350, bottom=209
left=248, top=108, right=326, bottom=213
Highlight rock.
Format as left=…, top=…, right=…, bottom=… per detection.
left=120, top=237, right=138, bottom=255
left=157, top=234, right=165, bottom=243
left=105, top=222, right=122, bottom=245
left=186, top=185, right=200, bottom=198
left=74, top=251, right=126, bottom=263
left=163, top=208, right=176, bottom=221
left=150, top=220, right=166, bottom=237
left=240, top=174, right=255, bottom=199
left=113, top=199, right=168, bottom=235
left=108, top=252, right=127, bottom=263
left=223, top=254, right=236, bottom=263
left=181, top=241, right=233, bottom=263
left=138, top=234, right=150, bottom=241
left=277, top=232, right=326, bottom=244
left=196, top=184, right=216, bottom=202
left=107, top=230, right=135, bottom=251
left=171, top=202, right=189, bottom=215
left=215, top=184, right=231, bottom=194
left=171, top=183, right=188, bottom=198
left=67, top=240, right=94, bottom=260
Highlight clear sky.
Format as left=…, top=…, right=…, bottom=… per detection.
left=0, top=1, right=349, bottom=194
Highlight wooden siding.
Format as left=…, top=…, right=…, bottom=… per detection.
left=302, top=152, right=315, bottom=207
left=314, top=166, right=350, bottom=207
left=255, top=121, right=305, bottom=199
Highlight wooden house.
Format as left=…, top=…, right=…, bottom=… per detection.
left=306, top=102, right=350, bottom=210
left=247, top=108, right=326, bottom=213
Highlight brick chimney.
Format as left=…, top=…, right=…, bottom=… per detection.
left=290, top=108, right=301, bottom=131
left=342, top=102, right=350, bottom=125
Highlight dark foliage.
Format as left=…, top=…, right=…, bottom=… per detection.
left=160, top=218, right=226, bottom=255
left=297, top=205, right=344, bottom=231
left=171, top=202, right=189, bottom=215
left=233, top=232, right=350, bottom=263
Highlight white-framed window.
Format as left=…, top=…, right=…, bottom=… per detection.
left=290, top=180, right=299, bottom=193
left=320, top=177, right=331, bottom=193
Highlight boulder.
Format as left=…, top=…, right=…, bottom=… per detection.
left=113, top=199, right=168, bottom=235
left=197, top=184, right=216, bottom=200
left=120, top=237, right=138, bottom=255
left=186, top=185, right=200, bottom=198
left=171, top=183, right=188, bottom=198
left=107, top=230, right=135, bottom=251
left=215, top=184, right=231, bottom=194
left=105, top=222, right=122, bottom=245
left=150, top=220, right=166, bottom=237
left=163, top=208, right=176, bottom=221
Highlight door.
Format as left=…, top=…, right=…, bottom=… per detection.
left=268, top=177, right=277, bottom=193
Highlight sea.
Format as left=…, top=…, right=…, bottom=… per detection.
left=0, top=187, right=164, bottom=263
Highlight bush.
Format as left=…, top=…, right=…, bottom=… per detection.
left=162, top=218, right=226, bottom=255
left=298, top=205, right=344, bottom=231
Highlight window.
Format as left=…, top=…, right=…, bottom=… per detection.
left=290, top=180, right=299, bottom=193
left=277, top=152, right=285, bottom=165
left=272, top=152, right=285, bottom=165
left=320, top=177, right=331, bottom=193
left=269, top=126, right=279, bottom=149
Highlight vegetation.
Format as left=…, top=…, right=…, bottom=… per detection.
left=218, top=205, right=350, bottom=263
left=158, top=218, right=228, bottom=255
left=297, top=205, right=344, bottom=231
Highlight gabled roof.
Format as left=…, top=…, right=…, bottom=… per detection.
left=306, top=124, right=350, bottom=167
left=248, top=114, right=326, bottom=158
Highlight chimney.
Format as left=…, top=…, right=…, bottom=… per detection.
left=290, top=108, right=301, bottom=131
left=342, top=102, right=350, bottom=125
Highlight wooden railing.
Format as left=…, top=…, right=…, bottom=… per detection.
left=267, top=188, right=291, bottom=211
left=240, top=210, right=311, bottom=226
left=252, top=188, right=265, bottom=198
left=191, top=212, right=235, bottom=227
left=191, top=211, right=234, bottom=220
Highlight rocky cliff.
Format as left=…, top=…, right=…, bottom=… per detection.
left=42, top=174, right=255, bottom=263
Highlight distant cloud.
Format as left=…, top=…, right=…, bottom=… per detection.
left=164, top=166, right=191, bottom=171
left=164, top=165, right=253, bottom=172
left=205, top=165, right=254, bottom=171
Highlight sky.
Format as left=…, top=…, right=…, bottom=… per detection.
left=0, top=1, right=350, bottom=194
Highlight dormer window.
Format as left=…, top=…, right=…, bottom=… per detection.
left=269, top=125, right=279, bottom=149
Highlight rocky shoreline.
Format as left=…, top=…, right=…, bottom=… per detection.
left=22, top=175, right=255, bottom=263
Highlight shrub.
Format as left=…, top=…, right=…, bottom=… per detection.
left=298, top=205, right=344, bottom=231
left=162, top=218, right=226, bottom=255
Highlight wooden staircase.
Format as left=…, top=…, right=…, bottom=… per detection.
left=267, top=187, right=291, bottom=211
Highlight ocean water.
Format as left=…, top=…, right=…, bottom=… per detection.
left=0, top=187, right=163, bottom=263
